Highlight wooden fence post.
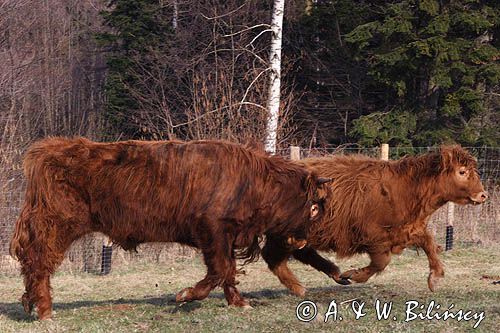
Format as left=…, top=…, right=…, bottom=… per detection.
left=290, top=146, right=301, bottom=161
left=380, top=143, right=389, bottom=161
left=445, top=202, right=455, bottom=251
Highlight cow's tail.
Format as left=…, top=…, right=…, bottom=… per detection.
left=9, top=206, right=31, bottom=261
left=235, top=236, right=262, bottom=265
left=9, top=144, right=52, bottom=261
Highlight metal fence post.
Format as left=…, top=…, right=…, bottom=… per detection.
left=445, top=203, right=455, bottom=251
left=101, top=237, right=113, bottom=275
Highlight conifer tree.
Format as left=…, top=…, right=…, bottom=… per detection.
left=98, top=0, right=173, bottom=138
left=345, top=0, right=500, bottom=146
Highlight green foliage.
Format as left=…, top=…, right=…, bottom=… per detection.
left=344, top=22, right=380, bottom=49
left=98, top=0, right=173, bottom=138
left=419, top=0, right=439, bottom=16
left=452, top=9, right=493, bottom=34
left=350, top=110, right=416, bottom=146
left=288, top=0, right=498, bottom=147
left=344, top=0, right=500, bottom=147
left=413, top=128, right=454, bottom=146
left=480, top=63, right=500, bottom=85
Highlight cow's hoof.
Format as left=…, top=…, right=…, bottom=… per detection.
left=339, top=269, right=358, bottom=283
left=228, top=296, right=251, bottom=308
left=427, top=271, right=444, bottom=292
left=339, top=270, right=354, bottom=280
left=38, top=309, right=53, bottom=320
left=175, top=287, right=193, bottom=302
left=21, top=293, right=33, bottom=314
left=330, top=272, right=352, bottom=285
left=340, top=269, right=370, bottom=283
left=242, top=304, right=253, bottom=310
left=290, top=284, right=306, bottom=297
left=334, top=276, right=352, bottom=286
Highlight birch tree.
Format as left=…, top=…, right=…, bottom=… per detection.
left=264, top=0, right=285, bottom=154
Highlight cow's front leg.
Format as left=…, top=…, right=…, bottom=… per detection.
left=292, top=246, right=351, bottom=285
left=340, top=251, right=392, bottom=283
left=262, top=236, right=306, bottom=296
left=414, top=229, right=444, bottom=291
left=176, top=227, right=249, bottom=307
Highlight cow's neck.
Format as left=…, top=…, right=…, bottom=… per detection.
left=389, top=152, right=446, bottom=222
left=409, top=175, right=448, bottom=221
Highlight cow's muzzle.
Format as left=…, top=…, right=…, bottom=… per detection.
left=469, top=191, right=488, bottom=204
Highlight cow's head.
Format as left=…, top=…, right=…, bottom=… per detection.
left=437, top=146, right=488, bottom=205
left=305, top=174, right=333, bottom=221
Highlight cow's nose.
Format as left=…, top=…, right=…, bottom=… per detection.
left=470, top=191, right=488, bottom=204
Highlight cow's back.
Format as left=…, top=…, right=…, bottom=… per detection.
left=22, top=137, right=311, bottom=251
left=88, top=140, right=267, bottom=237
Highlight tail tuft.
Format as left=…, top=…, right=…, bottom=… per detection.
left=235, top=236, right=263, bottom=265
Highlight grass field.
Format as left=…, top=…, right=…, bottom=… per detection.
left=0, top=246, right=498, bottom=333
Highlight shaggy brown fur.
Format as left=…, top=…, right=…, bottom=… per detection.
left=262, top=146, right=487, bottom=296
left=10, top=137, right=330, bottom=320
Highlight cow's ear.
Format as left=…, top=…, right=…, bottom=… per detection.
left=307, top=174, right=332, bottom=202
left=440, top=145, right=461, bottom=171
left=304, top=173, right=319, bottom=198
left=439, top=146, right=455, bottom=172
left=440, top=145, right=468, bottom=172
left=304, top=174, right=331, bottom=189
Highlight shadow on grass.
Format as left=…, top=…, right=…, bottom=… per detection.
left=0, top=283, right=419, bottom=322
left=0, top=292, right=194, bottom=322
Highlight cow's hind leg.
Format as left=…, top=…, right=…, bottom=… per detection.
left=22, top=264, right=53, bottom=320
left=176, top=229, right=249, bottom=307
left=16, top=211, right=61, bottom=319
left=14, top=186, right=91, bottom=320
left=222, top=261, right=249, bottom=307
left=262, top=236, right=305, bottom=297
left=19, top=215, right=90, bottom=320
left=340, top=251, right=392, bottom=283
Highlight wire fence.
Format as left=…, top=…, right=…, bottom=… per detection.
left=0, top=145, right=498, bottom=276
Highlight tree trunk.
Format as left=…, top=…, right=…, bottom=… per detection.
left=172, top=0, right=178, bottom=31
left=264, top=0, right=285, bottom=154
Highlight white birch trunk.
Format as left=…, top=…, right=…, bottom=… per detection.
left=172, top=0, right=178, bottom=30
left=264, top=0, right=285, bottom=154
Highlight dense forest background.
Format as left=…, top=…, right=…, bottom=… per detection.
left=1, top=0, right=499, bottom=154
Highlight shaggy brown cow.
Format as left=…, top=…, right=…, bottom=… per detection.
left=10, top=137, right=331, bottom=320
left=262, top=146, right=487, bottom=296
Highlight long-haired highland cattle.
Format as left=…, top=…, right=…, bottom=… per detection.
left=10, top=137, right=331, bottom=320
left=261, top=146, right=487, bottom=296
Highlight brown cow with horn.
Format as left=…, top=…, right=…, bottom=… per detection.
left=10, top=137, right=331, bottom=320
left=262, top=145, right=487, bottom=296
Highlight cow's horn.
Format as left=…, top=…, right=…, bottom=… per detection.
left=317, top=177, right=333, bottom=185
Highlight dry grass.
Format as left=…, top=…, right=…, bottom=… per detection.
left=0, top=246, right=499, bottom=332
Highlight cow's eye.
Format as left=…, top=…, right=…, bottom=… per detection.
left=310, top=204, right=320, bottom=218
left=459, top=170, right=466, bottom=176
